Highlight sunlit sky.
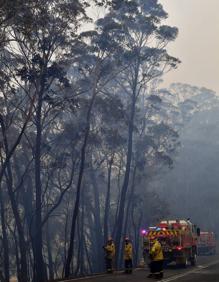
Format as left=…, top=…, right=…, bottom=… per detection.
left=160, top=0, right=219, bottom=94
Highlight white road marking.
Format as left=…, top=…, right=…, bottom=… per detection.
left=60, top=274, right=107, bottom=281
left=159, top=260, right=219, bottom=282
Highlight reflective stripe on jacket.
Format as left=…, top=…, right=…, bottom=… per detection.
left=150, top=240, right=164, bottom=261
left=104, top=243, right=115, bottom=259
left=124, top=242, right=133, bottom=260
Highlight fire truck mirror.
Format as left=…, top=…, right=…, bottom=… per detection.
left=197, top=227, right=200, bottom=236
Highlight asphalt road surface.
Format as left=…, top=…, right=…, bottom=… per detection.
left=160, top=261, right=219, bottom=282
left=61, top=255, right=219, bottom=282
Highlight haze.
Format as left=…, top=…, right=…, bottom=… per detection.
left=160, top=0, right=219, bottom=94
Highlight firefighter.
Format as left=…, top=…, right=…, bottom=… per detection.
left=148, top=237, right=164, bottom=279
left=103, top=237, right=115, bottom=273
left=124, top=237, right=133, bottom=274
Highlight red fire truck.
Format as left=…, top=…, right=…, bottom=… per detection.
left=197, top=232, right=216, bottom=255
left=142, top=219, right=200, bottom=267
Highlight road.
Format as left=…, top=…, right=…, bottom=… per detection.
left=161, top=263, right=219, bottom=282
left=61, top=255, right=219, bottom=282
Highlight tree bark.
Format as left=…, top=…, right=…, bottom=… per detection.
left=104, top=156, right=114, bottom=243
left=46, top=222, right=54, bottom=281
left=0, top=118, right=29, bottom=282
left=114, top=61, right=140, bottom=266
left=33, top=89, right=47, bottom=282
left=64, top=126, right=89, bottom=277
left=114, top=94, right=136, bottom=262
left=64, top=71, right=99, bottom=278
left=90, top=165, right=104, bottom=272
left=0, top=187, right=10, bottom=282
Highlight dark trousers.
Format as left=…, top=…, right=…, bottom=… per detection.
left=124, top=259, right=133, bottom=273
left=150, top=260, right=164, bottom=275
left=105, top=258, right=113, bottom=272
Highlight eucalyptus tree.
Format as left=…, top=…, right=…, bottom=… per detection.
left=100, top=0, right=181, bottom=258
left=1, top=1, right=88, bottom=281
left=113, top=81, right=179, bottom=266
left=64, top=8, right=127, bottom=277
left=0, top=9, right=36, bottom=280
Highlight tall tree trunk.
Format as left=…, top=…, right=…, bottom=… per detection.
left=84, top=235, right=93, bottom=274
left=64, top=72, right=99, bottom=278
left=64, top=127, right=89, bottom=278
left=79, top=194, right=85, bottom=276
left=114, top=93, right=136, bottom=264
left=104, top=156, right=114, bottom=243
left=130, top=195, right=143, bottom=267
left=13, top=229, right=21, bottom=282
left=74, top=215, right=81, bottom=276
left=46, top=222, right=54, bottom=281
left=33, top=90, right=47, bottom=282
left=90, top=166, right=104, bottom=272
left=0, top=187, right=10, bottom=282
left=114, top=61, right=140, bottom=265
left=84, top=197, right=96, bottom=273
left=62, top=207, right=69, bottom=278
left=1, top=119, right=28, bottom=282
left=123, top=165, right=137, bottom=237
left=74, top=190, right=85, bottom=277
left=6, top=174, right=28, bottom=282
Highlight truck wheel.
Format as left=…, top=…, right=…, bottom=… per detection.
left=190, top=254, right=197, bottom=266
left=176, top=257, right=188, bottom=268
left=183, top=258, right=189, bottom=268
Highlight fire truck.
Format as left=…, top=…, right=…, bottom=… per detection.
left=142, top=219, right=200, bottom=267
left=197, top=232, right=216, bottom=255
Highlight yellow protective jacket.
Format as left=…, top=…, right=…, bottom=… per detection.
left=150, top=240, right=164, bottom=261
left=124, top=242, right=133, bottom=260
left=104, top=242, right=115, bottom=259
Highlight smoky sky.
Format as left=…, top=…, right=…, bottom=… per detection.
left=160, top=0, right=219, bottom=94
